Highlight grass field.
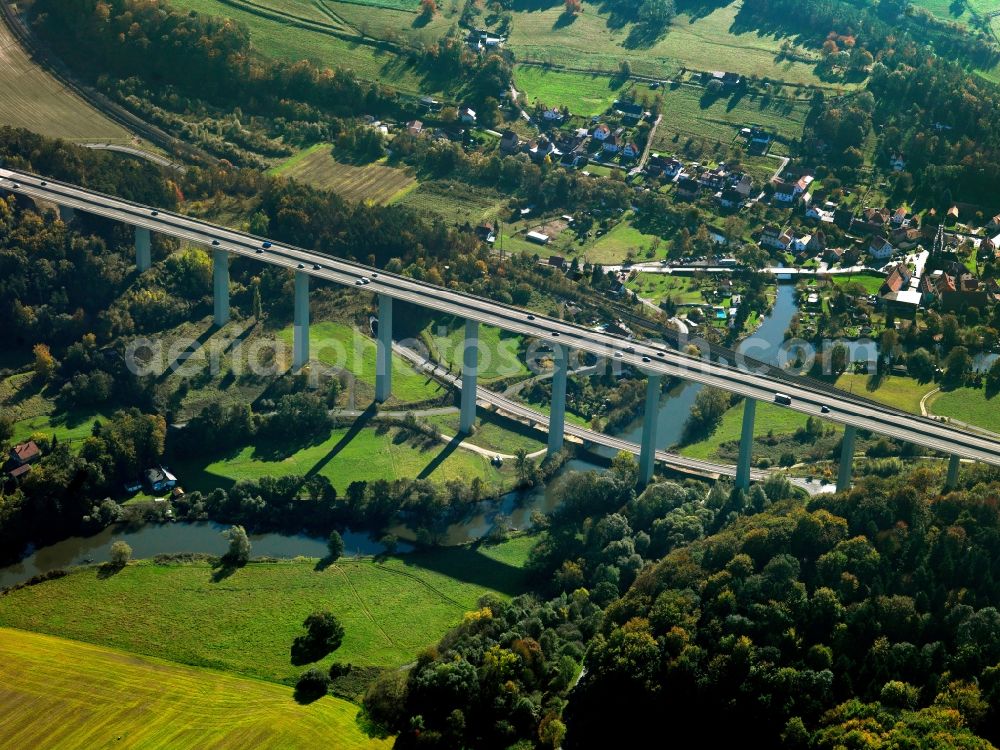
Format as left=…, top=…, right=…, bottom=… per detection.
left=397, top=180, right=509, bottom=225
left=912, top=0, right=974, bottom=23
left=0, top=541, right=533, bottom=684
left=269, top=144, right=418, bottom=204
left=173, top=422, right=504, bottom=495
left=515, top=66, right=623, bottom=115
left=330, top=0, right=456, bottom=44
left=0, top=19, right=133, bottom=143
left=509, top=1, right=824, bottom=85
left=424, top=412, right=547, bottom=455
left=626, top=273, right=707, bottom=305
left=0, top=627, right=390, bottom=750
left=650, top=83, right=810, bottom=150
left=11, top=410, right=109, bottom=447
left=832, top=271, right=887, bottom=295
left=584, top=219, right=662, bottom=264
left=679, top=398, right=812, bottom=459
left=422, top=316, right=530, bottom=381
left=833, top=372, right=933, bottom=414
left=277, top=320, right=446, bottom=404
left=928, top=386, right=1000, bottom=431
left=0, top=372, right=112, bottom=449
left=171, top=0, right=432, bottom=94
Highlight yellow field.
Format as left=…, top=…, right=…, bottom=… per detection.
left=0, top=627, right=392, bottom=750
left=0, top=18, right=131, bottom=143
left=270, top=144, right=418, bottom=204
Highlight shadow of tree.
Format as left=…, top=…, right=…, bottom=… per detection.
left=290, top=635, right=329, bottom=666
left=866, top=370, right=887, bottom=392
left=552, top=11, right=578, bottom=30
left=394, top=545, right=528, bottom=597
left=725, top=88, right=749, bottom=113
left=210, top=558, right=238, bottom=582
left=314, top=555, right=335, bottom=572
left=623, top=22, right=665, bottom=50
left=293, top=682, right=328, bottom=705
left=677, top=0, right=735, bottom=21
left=96, top=563, right=125, bottom=580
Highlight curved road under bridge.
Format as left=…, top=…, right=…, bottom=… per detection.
left=1, top=168, right=994, bottom=491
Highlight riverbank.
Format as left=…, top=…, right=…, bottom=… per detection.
left=0, top=535, right=536, bottom=688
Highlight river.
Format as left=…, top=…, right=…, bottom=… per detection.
left=0, top=523, right=415, bottom=590
left=0, top=286, right=803, bottom=588
left=612, top=284, right=800, bottom=450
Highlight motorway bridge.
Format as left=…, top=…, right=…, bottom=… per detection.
left=3, top=168, right=998, bottom=491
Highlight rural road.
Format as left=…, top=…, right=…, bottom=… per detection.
left=82, top=143, right=187, bottom=172
left=392, top=343, right=835, bottom=494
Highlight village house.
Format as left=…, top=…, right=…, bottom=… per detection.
left=7, top=440, right=41, bottom=483
left=146, top=466, right=178, bottom=493
left=542, top=108, right=565, bottom=124
left=945, top=273, right=988, bottom=311
left=988, top=231, right=1000, bottom=256
left=824, top=246, right=846, bottom=264
left=806, top=204, right=835, bottom=223
left=760, top=225, right=792, bottom=251
left=698, top=166, right=729, bottom=191
left=890, top=154, right=906, bottom=172
left=718, top=188, right=744, bottom=210
left=529, top=137, right=559, bottom=163
left=791, top=233, right=815, bottom=254
left=708, top=71, right=742, bottom=87
left=921, top=270, right=956, bottom=303
left=728, top=173, right=754, bottom=197
left=742, top=126, right=773, bottom=154
left=499, top=129, right=520, bottom=154
left=476, top=223, right=497, bottom=244
left=614, top=100, right=645, bottom=125
left=622, top=141, right=640, bottom=160
left=868, top=234, right=894, bottom=261
left=468, top=29, right=505, bottom=50
left=406, top=120, right=423, bottom=136
left=602, top=132, right=622, bottom=154
left=459, top=106, right=477, bottom=124
left=891, top=226, right=923, bottom=250
left=863, top=207, right=891, bottom=228
left=773, top=174, right=813, bottom=203
left=879, top=263, right=912, bottom=297
left=676, top=177, right=701, bottom=200
left=592, top=123, right=611, bottom=142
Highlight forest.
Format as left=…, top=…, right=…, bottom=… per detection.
left=361, top=454, right=1000, bottom=748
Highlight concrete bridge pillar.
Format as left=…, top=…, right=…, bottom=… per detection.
left=946, top=454, right=961, bottom=490
left=837, top=425, right=857, bottom=493
left=293, top=270, right=309, bottom=371
left=135, top=227, right=151, bottom=272
left=460, top=319, right=479, bottom=434
left=638, top=374, right=662, bottom=486
left=735, top=397, right=757, bottom=489
left=213, top=248, right=229, bottom=327
left=376, top=294, right=393, bottom=402
left=58, top=205, right=75, bottom=223
left=547, top=343, right=569, bottom=457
